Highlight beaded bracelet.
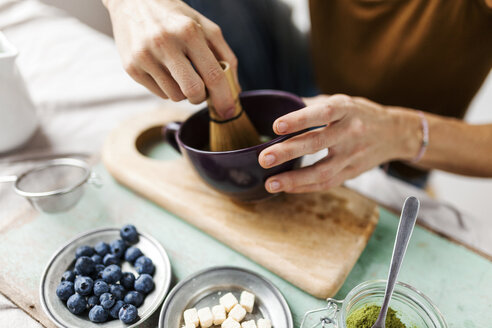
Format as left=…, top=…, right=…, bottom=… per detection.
left=412, top=111, right=429, bottom=163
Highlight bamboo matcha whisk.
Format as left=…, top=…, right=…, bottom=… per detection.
left=208, top=61, right=261, bottom=152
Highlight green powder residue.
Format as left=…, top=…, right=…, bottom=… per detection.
left=346, top=305, right=408, bottom=328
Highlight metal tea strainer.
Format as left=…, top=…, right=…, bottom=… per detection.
left=0, top=158, right=101, bottom=213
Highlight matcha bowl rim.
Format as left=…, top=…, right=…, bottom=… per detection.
left=301, top=279, right=448, bottom=328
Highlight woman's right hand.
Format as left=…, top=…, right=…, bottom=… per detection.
left=103, top=0, right=239, bottom=118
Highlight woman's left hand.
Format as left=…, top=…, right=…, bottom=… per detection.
left=258, top=94, right=420, bottom=193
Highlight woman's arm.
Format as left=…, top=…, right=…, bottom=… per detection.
left=409, top=110, right=492, bottom=176
left=258, top=94, right=492, bottom=193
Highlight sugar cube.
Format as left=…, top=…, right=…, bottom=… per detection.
left=257, top=318, right=271, bottom=328
left=183, top=308, right=199, bottom=327
left=212, top=304, right=227, bottom=325
left=241, top=320, right=257, bottom=328
left=240, top=291, right=255, bottom=313
left=220, top=292, right=238, bottom=312
left=182, top=324, right=196, bottom=328
left=222, top=317, right=241, bottom=328
left=228, top=304, right=246, bottom=322
left=197, top=307, right=213, bottom=328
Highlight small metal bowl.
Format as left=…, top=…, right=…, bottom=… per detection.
left=159, top=266, right=293, bottom=328
left=40, top=227, right=172, bottom=328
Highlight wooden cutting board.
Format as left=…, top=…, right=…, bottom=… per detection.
left=102, top=108, right=379, bottom=298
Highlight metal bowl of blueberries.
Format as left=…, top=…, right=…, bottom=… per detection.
left=40, top=225, right=171, bottom=328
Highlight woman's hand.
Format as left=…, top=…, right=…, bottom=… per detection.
left=103, top=0, right=238, bottom=118
left=259, top=94, right=422, bottom=193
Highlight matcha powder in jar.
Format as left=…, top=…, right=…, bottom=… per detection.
left=346, top=305, right=409, bottom=328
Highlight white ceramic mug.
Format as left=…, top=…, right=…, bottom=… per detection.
left=0, top=31, right=38, bottom=153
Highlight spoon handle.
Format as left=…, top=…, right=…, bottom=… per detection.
left=376, top=196, right=420, bottom=327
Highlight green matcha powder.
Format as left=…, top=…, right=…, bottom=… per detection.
left=346, top=305, right=407, bottom=328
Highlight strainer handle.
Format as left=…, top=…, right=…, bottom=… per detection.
left=300, top=298, right=343, bottom=328
left=88, top=172, right=103, bottom=188
left=0, top=175, right=17, bottom=183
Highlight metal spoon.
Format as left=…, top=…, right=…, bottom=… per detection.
left=371, top=196, right=420, bottom=328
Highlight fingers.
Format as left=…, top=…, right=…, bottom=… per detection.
left=139, top=73, right=169, bottom=99
left=165, top=54, right=208, bottom=104
left=150, top=18, right=235, bottom=117
left=287, top=165, right=361, bottom=193
left=259, top=125, right=344, bottom=168
left=124, top=63, right=169, bottom=99
left=125, top=46, right=188, bottom=101
left=138, top=55, right=189, bottom=101
left=150, top=64, right=186, bottom=101
left=199, top=19, right=240, bottom=89
left=302, top=94, right=330, bottom=106
left=273, top=94, right=353, bottom=135
left=185, top=31, right=236, bottom=118
left=264, top=155, right=347, bottom=193
left=119, top=4, right=238, bottom=114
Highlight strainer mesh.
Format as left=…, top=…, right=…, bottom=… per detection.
left=16, top=164, right=87, bottom=193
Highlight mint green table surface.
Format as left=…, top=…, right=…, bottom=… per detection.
left=1, top=146, right=491, bottom=328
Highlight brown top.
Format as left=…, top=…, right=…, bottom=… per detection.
left=309, top=0, right=492, bottom=179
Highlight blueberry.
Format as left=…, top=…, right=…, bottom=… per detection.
left=134, top=274, right=154, bottom=294
left=73, top=268, right=80, bottom=276
left=91, top=264, right=105, bottom=281
left=93, top=279, right=110, bottom=297
left=124, top=247, right=143, bottom=264
left=74, top=276, right=93, bottom=296
left=103, top=253, right=120, bottom=266
left=110, top=239, right=127, bottom=258
left=61, top=270, right=76, bottom=283
left=109, top=300, right=125, bottom=319
left=120, top=272, right=135, bottom=290
left=101, top=264, right=122, bottom=284
left=134, top=256, right=154, bottom=275
left=91, top=254, right=102, bottom=264
left=124, top=291, right=144, bottom=307
left=110, top=284, right=126, bottom=300
left=66, top=293, right=87, bottom=315
left=87, top=295, right=99, bottom=309
left=99, top=292, right=115, bottom=309
left=75, top=245, right=94, bottom=259
left=120, top=224, right=139, bottom=244
left=89, top=305, right=108, bottom=323
left=95, top=264, right=105, bottom=275
left=74, top=256, right=95, bottom=276
left=94, top=241, right=110, bottom=256
left=56, top=281, right=74, bottom=301
left=119, top=303, right=138, bottom=324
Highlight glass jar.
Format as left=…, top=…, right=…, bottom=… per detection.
left=301, top=280, right=448, bottom=328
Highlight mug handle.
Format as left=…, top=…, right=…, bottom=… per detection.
left=162, top=122, right=182, bottom=154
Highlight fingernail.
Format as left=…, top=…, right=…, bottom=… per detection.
left=276, top=121, right=288, bottom=133
left=268, top=180, right=281, bottom=192
left=264, top=154, right=276, bottom=166
left=223, top=107, right=236, bottom=119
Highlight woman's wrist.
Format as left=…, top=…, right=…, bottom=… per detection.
left=386, top=106, right=423, bottom=162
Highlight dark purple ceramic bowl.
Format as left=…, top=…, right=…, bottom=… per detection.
left=164, top=90, right=306, bottom=202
